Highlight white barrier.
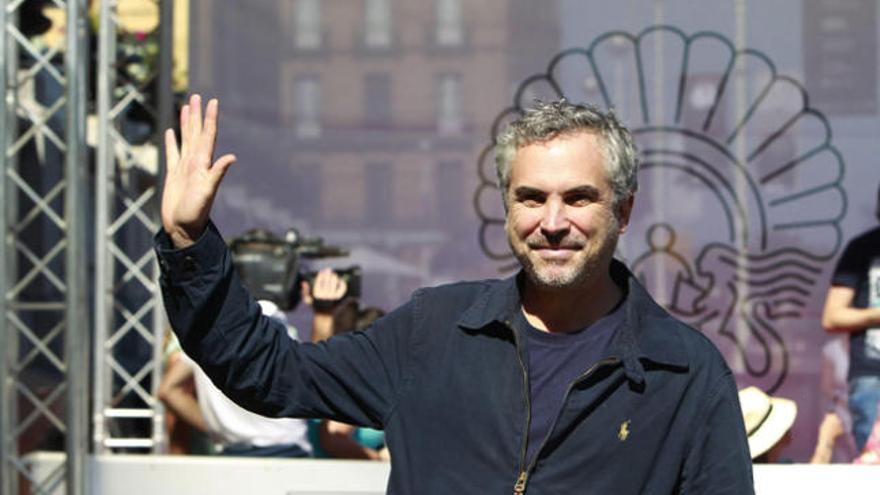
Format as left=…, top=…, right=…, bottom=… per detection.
left=24, top=451, right=880, bottom=494
left=753, top=463, right=880, bottom=494
left=25, top=452, right=390, bottom=495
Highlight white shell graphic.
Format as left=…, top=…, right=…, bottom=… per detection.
left=475, top=26, right=847, bottom=392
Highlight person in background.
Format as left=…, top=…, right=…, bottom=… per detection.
left=739, top=386, right=797, bottom=463
left=158, top=300, right=312, bottom=457
left=302, top=269, right=389, bottom=461
left=808, top=337, right=857, bottom=463
left=822, top=184, right=880, bottom=452
left=161, top=328, right=213, bottom=455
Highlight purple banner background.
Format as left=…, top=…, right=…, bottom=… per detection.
left=188, top=0, right=880, bottom=462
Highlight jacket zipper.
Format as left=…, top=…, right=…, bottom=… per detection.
left=507, top=320, right=532, bottom=495
left=513, top=471, right=528, bottom=495
left=513, top=351, right=621, bottom=494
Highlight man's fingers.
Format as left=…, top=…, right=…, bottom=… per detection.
left=197, top=99, right=219, bottom=161
left=179, top=103, right=190, bottom=158
left=210, top=154, right=237, bottom=184
left=164, top=129, right=180, bottom=169
left=190, top=94, right=203, bottom=140
left=183, top=95, right=200, bottom=159
left=180, top=103, right=189, bottom=129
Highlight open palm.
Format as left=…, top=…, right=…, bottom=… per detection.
left=162, top=94, right=236, bottom=247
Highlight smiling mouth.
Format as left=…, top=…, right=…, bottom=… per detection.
left=528, top=243, right=582, bottom=251
left=532, top=246, right=580, bottom=260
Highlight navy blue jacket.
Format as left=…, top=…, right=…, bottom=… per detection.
left=156, top=222, right=754, bottom=494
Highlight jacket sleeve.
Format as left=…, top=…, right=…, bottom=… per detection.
left=680, top=371, right=755, bottom=495
left=155, top=221, right=418, bottom=429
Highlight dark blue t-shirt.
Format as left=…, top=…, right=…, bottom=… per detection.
left=514, top=299, right=625, bottom=466
left=831, top=226, right=880, bottom=380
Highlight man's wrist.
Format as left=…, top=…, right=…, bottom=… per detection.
left=168, top=231, right=195, bottom=249
left=167, top=223, right=206, bottom=249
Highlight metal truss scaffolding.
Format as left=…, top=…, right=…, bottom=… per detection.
left=1, top=0, right=89, bottom=494
left=2, top=0, right=172, bottom=493
left=92, top=0, right=171, bottom=455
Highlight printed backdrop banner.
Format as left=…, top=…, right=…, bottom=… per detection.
left=189, top=0, right=880, bottom=462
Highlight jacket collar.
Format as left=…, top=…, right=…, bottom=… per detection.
left=457, top=259, right=690, bottom=383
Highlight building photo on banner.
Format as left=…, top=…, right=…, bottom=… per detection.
left=4, top=0, right=880, bottom=493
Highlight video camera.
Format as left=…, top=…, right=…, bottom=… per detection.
left=229, top=228, right=361, bottom=311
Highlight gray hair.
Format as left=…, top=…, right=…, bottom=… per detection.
left=494, top=100, right=639, bottom=208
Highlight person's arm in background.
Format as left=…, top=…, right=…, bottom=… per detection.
left=158, top=351, right=209, bottom=433
left=822, top=238, right=880, bottom=333
left=810, top=412, right=845, bottom=464
left=319, top=420, right=389, bottom=460
left=303, top=269, right=348, bottom=343
left=305, top=271, right=390, bottom=460
left=822, top=285, right=880, bottom=333
left=809, top=346, right=846, bottom=464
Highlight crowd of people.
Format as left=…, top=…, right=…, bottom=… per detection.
left=158, top=267, right=388, bottom=460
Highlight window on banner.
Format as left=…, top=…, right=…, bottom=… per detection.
left=364, top=73, right=392, bottom=127
left=435, top=0, right=463, bottom=47
left=295, top=74, right=321, bottom=138
left=294, top=0, right=321, bottom=50
left=366, top=161, right=394, bottom=226
left=436, top=73, right=463, bottom=135
left=364, top=0, right=392, bottom=49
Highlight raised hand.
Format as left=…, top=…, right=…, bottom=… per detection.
left=305, top=268, right=349, bottom=343
left=311, top=269, right=348, bottom=304
left=162, top=94, right=237, bottom=248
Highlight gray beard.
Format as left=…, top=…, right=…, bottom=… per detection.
left=512, top=229, right=620, bottom=292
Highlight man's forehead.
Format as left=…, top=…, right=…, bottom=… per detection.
left=509, top=133, right=608, bottom=180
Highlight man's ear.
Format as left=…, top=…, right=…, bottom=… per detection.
left=617, top=194, right=635, bottom=234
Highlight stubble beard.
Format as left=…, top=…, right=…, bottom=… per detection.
left=509, top=217, right=620, bottom=292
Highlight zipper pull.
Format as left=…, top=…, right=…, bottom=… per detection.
left=513, top=471, right=528, bottom=494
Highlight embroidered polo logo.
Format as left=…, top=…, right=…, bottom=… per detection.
left=618, top=420, right=631, bottom=441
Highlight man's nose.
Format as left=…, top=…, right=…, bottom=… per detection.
left=540, top=200, right=570, bottom=237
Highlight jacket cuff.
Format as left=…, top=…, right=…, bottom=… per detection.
left=154, top=221, right=226, bottom=282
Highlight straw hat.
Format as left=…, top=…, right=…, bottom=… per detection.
left=738, top=386, right=798, bottom=459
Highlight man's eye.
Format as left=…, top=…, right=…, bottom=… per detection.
left=568, top=196, right=591, bottom=206
left=521, top=197, right=543, bottom=207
